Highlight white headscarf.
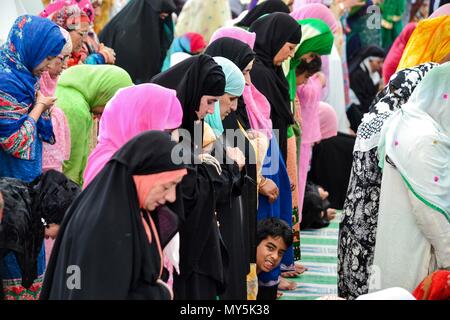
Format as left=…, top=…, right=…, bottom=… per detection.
left=378, top=62, right=450, bottom=223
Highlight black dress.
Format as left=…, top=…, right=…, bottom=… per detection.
left=40, top=132, right=185, bottom=299
left=152, top=55, right=230, bottom=299
left=249, top=13, right=301, bottom=162
left=99, top=0, right=176, bottom=83
left=205, top=37, right=257, bottom=300
left=308, top=133, right=355, bottom=210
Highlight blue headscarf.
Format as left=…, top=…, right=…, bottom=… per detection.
left=205, top=56, right=245, bottom=137
left=0, top=15, right=65, bottom=105
left=161, top=36, right=191, bottom=71
left=0, top=15, right=65, bottom=182
left=0, top=15, right=66, bottom=143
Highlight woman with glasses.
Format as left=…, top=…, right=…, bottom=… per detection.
left=40, top=0, right=116, bottom=67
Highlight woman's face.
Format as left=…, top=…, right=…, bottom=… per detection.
left=301, top=52, right=318, bottom=63
left=33, top=56, right=58, bottom=77
left=143, top=176, right=183, bottom=211
left=69, top=22, right=90, bottom=53
left=196, top=95, right=219, bottom=120
left=369, top=58, right=384, bottom=73
left=219, top=93, right=239, bottom=119
left=273, top=42, right=297, bottom=66
left=48, top=55, right=69, bottom=79
left=242, top=59, right=254, bottom=86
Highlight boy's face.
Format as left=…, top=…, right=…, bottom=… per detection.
left=296, top=71, right=311, bottom=86
left=256, top=236, right=288, bottom=273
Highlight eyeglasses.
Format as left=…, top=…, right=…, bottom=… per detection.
left=58, top=55, right=69, bottom=63
left=76, top=31, right=89, bottom=37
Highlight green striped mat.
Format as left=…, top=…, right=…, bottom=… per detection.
left=280, top=213, right=341, bottom=300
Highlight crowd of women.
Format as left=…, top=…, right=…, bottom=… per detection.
left=0, top=0, right=449, bottom=300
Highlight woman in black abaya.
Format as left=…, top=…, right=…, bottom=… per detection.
left=205, top=38, right=259, bottom=300
left=40, top=131, right=188, bottom=299
left=99, top=0, right=176, bottom=83
left=152, top=55, right=241, bottom=300
left=347, top=45, right=386, bottom=132
left=248, top=12, right=301, bottom=162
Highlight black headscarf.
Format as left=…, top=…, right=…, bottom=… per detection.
left=205, top=37, right=256, bottom=70
left=151, top=54, right=225, bottom=144
left=99, top=0, right=176, bottom=84
left=40, top=131, right=186, bottom=300
left=205, top=37, right=256, bottom=130
left=236, top=0, right=290, bottom=28
left=205, top=37, right=259, bottom=266
left=249, top=12, right=301, bottom=160
left=348, top=45, right=385, bottom=74
left=0, top=171, right=80, bottom=289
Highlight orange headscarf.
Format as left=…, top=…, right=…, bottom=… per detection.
left=397, top=16, right=450, bottom=71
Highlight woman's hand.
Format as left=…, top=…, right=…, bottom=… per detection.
left=29, top=92, right=56, bottom=122
left=99, top=43, right=116, bottom=64
left=36, top=91, right=57, bottom=111
left=259, top=178, right=279, bottom=203
left=225, top=147, right=246, bottom=171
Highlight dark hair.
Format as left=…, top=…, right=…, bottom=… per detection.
left=257, top=218, right=293, bottom=248
left=295, top=55, right=322, bottom=76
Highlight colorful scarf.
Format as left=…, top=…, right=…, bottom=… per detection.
left=83, top=83, right=183, bottom=187
left=205, top=57, right=246, bottom=137
left=55, top=64, right=133, bottom=185
left=162, top=32, right=206, bottom=71
left=40, top=0, right=91, bottom=30
left=209, top=26, right=273, bottom=138
left=0, top=15, right=65, bottom=181
left=287, top=18, right=333, bottom=101
left=378, top=62, right=450, bottom=223
left=397, top=16, right=450, bottom=71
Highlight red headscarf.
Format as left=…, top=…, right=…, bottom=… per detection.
left=413, top=270, right=450, bottom=300
left=382, top=22, right=417, bottom=84
left=184, top=32, right=207, bottom=54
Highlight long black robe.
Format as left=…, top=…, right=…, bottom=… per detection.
left=308, top=133, right=356, bottom=210
left=348, top=45, right=386, bottom=131
left=99, top=0, right=176, bottom=83
left=249, top=13, right=301, bottom=162
left=41, top=132, right=184, bottom=299
left=206, top=38, right=258, bottom=299
left=0, top=171, right=79, bottom=293
left=152, top=55, right=230, bottom=300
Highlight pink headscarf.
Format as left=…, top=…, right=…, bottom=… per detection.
left=83, top=84, right=183, bottom=187
left=40, top=0, right=95, bottom=24
left=318, top=101, right=337, bottom=140
left=297, top=74, right=323, bottom=144
left=290, top=3, right=339, bottom=100
left=293, top=0, right=324, bottom=11
left=210, top=26, right=256, bottom=48
left=429, top=4, right=450, bottom=18
left=383, top=22, right=417, bottom=84
left=290, top=3, right=339, bottom=34
left=209, top=26, right=273, bottom=138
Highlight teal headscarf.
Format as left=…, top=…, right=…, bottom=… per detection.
left=205, top=56, right=245, bottom=137
left=287, top=18, right=334, bottom=101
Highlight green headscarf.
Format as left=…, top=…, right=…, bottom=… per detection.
left=287, top=18, right=333, bottom=101
left=205, top=57, right=245, bottom=137
left=56, top=64, right=133, bottom=185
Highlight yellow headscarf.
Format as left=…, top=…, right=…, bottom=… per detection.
left=397, top=16, right=450, bottom=71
